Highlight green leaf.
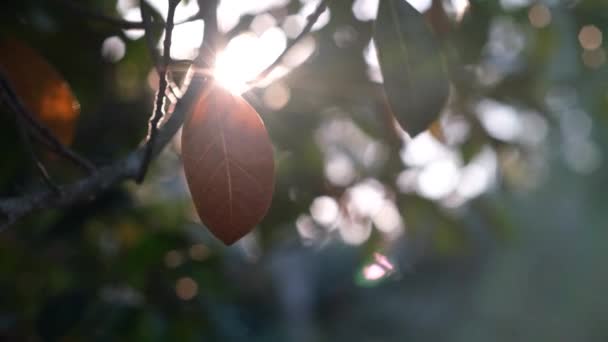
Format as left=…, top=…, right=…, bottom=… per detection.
left=374, top=0, right=449, bottom=137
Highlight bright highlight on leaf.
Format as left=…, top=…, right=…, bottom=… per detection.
left=0, top=37, right=80, bottom=145
left=182, top=84, right=275, bottom=245
left=374, top=0, right=449, bottom=137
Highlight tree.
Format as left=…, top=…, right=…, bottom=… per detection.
left=1, top=0, right=607, bottom=340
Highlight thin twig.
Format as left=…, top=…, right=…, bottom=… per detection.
left=142, top=0, right=188, bottom=100
left=175, top=12, right=203, bottom=25
left=14, top=114, right=61, bottom=195
left=140, top=1, right=162, bottom=72
left=0, top=72, right=95, bottom=173
left=251, top=0, right=330, bottom=85
left=139, top=0, right=184, bottom=102
left=195, top=0, right=221, bottom=68
left=137, top=0, right=181, bottom=183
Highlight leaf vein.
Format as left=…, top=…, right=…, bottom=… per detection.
left=228, top=157, right=263, bottom=193
left=219, top=119, right=233, bottom=225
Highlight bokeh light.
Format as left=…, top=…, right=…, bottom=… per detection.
left=310, top=196, right=340, bottom=228
left=188, top=244, right=210, bottom=261
left=165, top=250, right=184, bottom=268
left=101, top=36, right=126, bottom=63
left=582, top=48, right=606, bottom=69
left=263, top=81, right=291, bottom=110
left=175, top=277, right=198, bottom=301
left=407, top=0, right=432, bottom=13
left=528, top=4, right=551, bottom=28
left=579, top=25, right=603, bottom=51
left=359, top=253, right=396, bottom=286
left=352, top=0, right=379, bottom=22
left=476, top=99, right=522, bottom=142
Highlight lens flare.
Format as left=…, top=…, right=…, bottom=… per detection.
left=212, top=28, right=287, bottom=95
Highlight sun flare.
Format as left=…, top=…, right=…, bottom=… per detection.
left=211, top=29, right=287, bottom=95
left=213, top=51, right=253, bottom=95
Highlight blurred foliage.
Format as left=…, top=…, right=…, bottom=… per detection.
left=0, top=37, right=80, bottom=146
left=1, top=0, right=608, bottom=341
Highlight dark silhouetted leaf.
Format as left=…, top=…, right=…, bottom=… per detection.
left=0, top=37, right=80, bottom=145
left=182, top=84, right=275, bottom=245
left=374, top=0, right=449, bottom=137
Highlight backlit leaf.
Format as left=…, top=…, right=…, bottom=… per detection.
left=182, top=84, right=275, bottom=245
left=374, top=0, right=449, bottom=137
left=0, top=37, right=80, bottom=145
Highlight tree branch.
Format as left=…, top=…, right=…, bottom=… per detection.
left=0, top=75, right=207, bottom=230
left=196, top=0, right=220, bottom=68
left=137, top=0, right=181, bottom=183
left=140, top=3, right=184, bottom=108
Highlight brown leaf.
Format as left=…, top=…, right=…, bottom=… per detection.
left=0, top=37, right=80, bottom=146
left=181, top=84, right=275, bottom=245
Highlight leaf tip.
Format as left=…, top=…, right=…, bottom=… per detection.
left=219, top=235, right=241, bottom=246
left=210, top=227, right=245, bottom=245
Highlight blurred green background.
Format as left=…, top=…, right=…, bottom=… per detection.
left=1, top=0, right=608, bottom=340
